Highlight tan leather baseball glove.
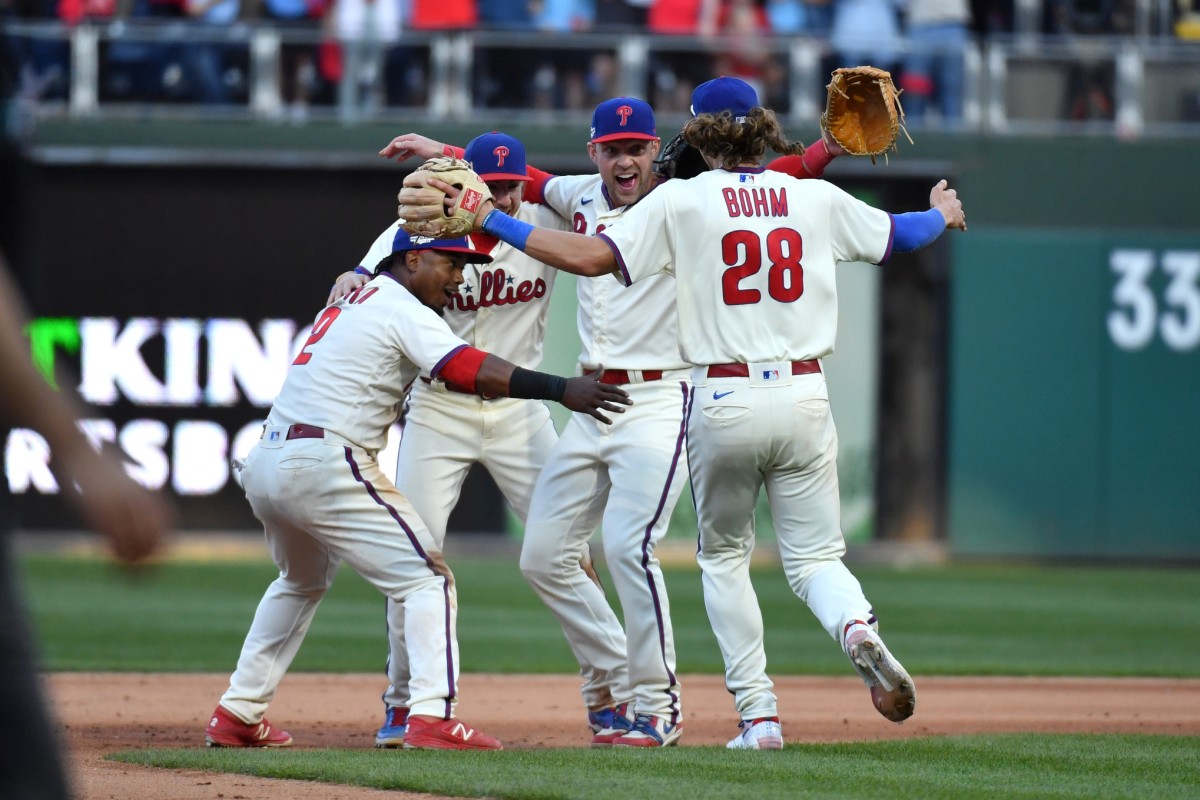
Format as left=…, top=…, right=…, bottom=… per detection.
left=397, top=157, right=493, bottom=238
left=821, top=66, right=911, bottom=164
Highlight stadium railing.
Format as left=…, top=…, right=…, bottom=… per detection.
left=3, top=21, right=1200, bottom=137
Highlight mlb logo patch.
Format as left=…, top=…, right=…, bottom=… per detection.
left=267, top=430, right=281, bottom=441
left=740, top=174, right=755, bottom=183
left=762, top=369, right=780, bottom=381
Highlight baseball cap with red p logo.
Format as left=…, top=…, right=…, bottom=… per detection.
left=589, top=97, right=657, bottom=143
left=464, top=131, right=530, bottom=182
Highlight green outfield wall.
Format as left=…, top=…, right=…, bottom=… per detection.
left=948, top=230, right=1200, bottom=558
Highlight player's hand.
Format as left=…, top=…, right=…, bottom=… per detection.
left=403, top=176, right=497, bottom=231
left=930, top=179, right=967, bottom=232
left=395, top=177, right=496, bottom=234
left=380, top=133, right=447, bottom=162
left=56, top=446, right=173, bottom=564
left=561, top=368, right=632, bottom=425
left=820, top=128, right=846, bottom=158
left=327, top=270, right=369, bottom=306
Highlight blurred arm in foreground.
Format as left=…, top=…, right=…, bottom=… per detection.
left=0, top=252, right=173, bottom=563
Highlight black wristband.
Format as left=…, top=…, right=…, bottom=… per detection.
left=508, top=367, right=568, bottom=402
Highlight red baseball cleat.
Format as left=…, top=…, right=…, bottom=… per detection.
left=204, top=704, right=293, bottom=748
left=402, top=716, right=503, bottom=750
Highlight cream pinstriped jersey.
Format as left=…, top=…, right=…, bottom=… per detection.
left=358, top=204, right=569, bottom=370
left=541, top=174, right=689, bottom=372
left=601, top=168, right=893, bottom=366
left=267, top=272, right=468, bottom=452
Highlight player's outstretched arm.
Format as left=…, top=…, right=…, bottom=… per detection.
left=768, top=132, right=844, bottom=179
left=397, top=179, right=618, bottom=276
left=438, top=349, right=631, bottom=424
left=478, top=204, right=618, bottom=277
left=380, top=133, right=456, bottom=162
left=890, top=179, right=967, bottom=253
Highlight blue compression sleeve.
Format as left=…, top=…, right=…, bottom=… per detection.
left=891, top=209, right=946, bottom=252
left=481, top=210, right=534, bottom=251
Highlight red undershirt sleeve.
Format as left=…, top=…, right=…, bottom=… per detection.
left=436, top=346, right=489, bottom=393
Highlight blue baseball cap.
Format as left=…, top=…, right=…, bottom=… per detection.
left=590, top=97, right=657, bottom=143
left=690, top=77, right=759, bottom=121
left=392, top=228, right=492, bottom=263
left=464, top=131, right=530, bottom=182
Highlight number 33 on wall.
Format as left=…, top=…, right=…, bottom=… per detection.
left=1107, top=249, right=1200, bottom=352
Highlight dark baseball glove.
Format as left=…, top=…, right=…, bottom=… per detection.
left=397, top=157, right=493, bottom=238
left=653, top=131, right=711, bottom=180
left=821, top=66, right=911, bottom=164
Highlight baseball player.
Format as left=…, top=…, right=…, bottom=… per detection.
left=204, top=230, right=630, bottom=751
left=380, top=97, right=844, bottom=749
left=439, top=76, right=966, bottom=749
left=333, top=132, right=574, bottom=748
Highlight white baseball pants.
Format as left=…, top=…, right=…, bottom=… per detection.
left=220, top=428, right=460, bottom=722
left=383, top=386, right=559, bottom=710
left=520, top=378, right=692, bottom=722
left=689, top=366, right=875, bottom=720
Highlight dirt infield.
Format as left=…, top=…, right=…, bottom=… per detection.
left=46, top=672, right=1200, bottom=800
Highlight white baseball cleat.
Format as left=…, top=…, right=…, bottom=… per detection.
left=843, top=620, right=916, bottom=723
left=726, top=717, right=783, bottom=750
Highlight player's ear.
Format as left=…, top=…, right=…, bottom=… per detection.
left=587, top=142, right=599, bottom=164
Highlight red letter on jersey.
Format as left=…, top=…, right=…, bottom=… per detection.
left=722, top=188, right=741, bottom=217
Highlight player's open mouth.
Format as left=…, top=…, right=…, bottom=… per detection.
left=616, top=173, right=637, bottom=191
left=442, top=288, right=456, bottom=304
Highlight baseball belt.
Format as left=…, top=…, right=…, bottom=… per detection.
left=706, top=360, right=821, bottom=378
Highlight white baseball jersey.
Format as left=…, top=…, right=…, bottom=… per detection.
left=358, top=205, right=568, bottom=371
left=541, top=174, right=689, bottom=371
left=601, top=168, right=892, bottom=366
left=598, top=165, right=897, bottom=724
left=522, top=172, right=690, bottom=729
left=361, top=206, right=570, bottom=715
left=222, top=271, right=483, bottom=729
left=266, top=271, right=468, bottom=453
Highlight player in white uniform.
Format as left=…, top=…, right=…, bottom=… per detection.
left=454, top=76, right=966, bottom=750
left=383, top=107, right=686, bottom=747
left=518, top=99, right=691, bottom=748
left=340, top=132, right=573, bottom=748
left=383, top=98, right=844, bottom=749
left=204, top=230, right=630, bottom=751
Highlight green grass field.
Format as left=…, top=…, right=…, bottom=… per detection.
left=21, top=554, right=1200, bottom=677
left=21, top=552, right=1200, bottom=799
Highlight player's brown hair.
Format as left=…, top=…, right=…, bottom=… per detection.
left=681, top=108, right=805, bottom=170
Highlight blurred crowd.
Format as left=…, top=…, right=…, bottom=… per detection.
left=1, top=0, right=1192, bottom=125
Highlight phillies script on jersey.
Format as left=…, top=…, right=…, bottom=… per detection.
left=448, top=268, right=549, bottom=312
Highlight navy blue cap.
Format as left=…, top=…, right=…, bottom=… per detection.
left=392, top=228, right=492, bottom=263
left=590, top=97, right=657, bottom=143
left=464, top=131, right=530, bottom=182
left=690, top=77, right=759, bottom=121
